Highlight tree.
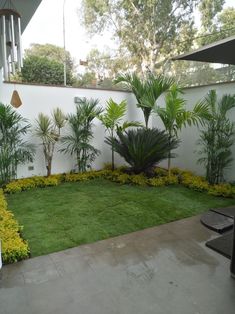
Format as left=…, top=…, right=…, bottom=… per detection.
left=197, top=90, right=235, bottom=184
left=25, top=43, right=76, bottom=74
left=86, top=48, right=130, bottom=81
left=198, top=6, right=235, bottom=45
left=154, top=84, right=210, bottom=175
left=99, top=98, right=141, bottom=170
left=81, top=0, right=198, bottom=73
left=60, top=98, right=102, bottom=172
left=115, top=72, right=174, bottom=128
left=21, top=56, right=74, bottom=85
left=0, top=104, right=34, bottom=185
left=35, top=108, right=66, bottom=176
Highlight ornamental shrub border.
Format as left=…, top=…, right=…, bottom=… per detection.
left=2, top=166, right=235, bottom=264
left=0, top=189, right=29, bottom=264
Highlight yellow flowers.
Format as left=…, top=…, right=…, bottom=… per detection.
left=0, top=189, right=29, bottom=264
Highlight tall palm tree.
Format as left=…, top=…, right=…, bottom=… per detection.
left=154, top=84, right=210, bottom=175
left=0, top=103, right=34, bottom=184
left=99, top=98, right=141, bottom=170
left=115, top=72, right=174, bottom=128
left=35, top=108, right=66, bottom=176
left=197, top=90, right=235, bottom=184
left=60, top=98, right=102, bottom=172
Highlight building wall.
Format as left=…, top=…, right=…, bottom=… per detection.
left=0, top=82, right=143, bottom=178
left=0, top=81, right=235, bottom=180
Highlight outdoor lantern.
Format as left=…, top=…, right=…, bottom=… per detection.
left=0, top=1, right=23, bottom=81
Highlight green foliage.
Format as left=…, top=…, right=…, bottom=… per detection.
left=115, top=73, right=174, bottom=128
left=25, top=43, right=76, bottom=74
left=197, top=90, right=235, bottom=184
left=99, top=98, right=141, bottom=170
left=0, top=189, right=29, bottom=263
left=82, top=0, right=198, bottom=72
left=21, top=55, right=74, bottom=86
left=60, top=98, right=102, bottom=172
left=35, top=108, right=66, bottom=176
left=106, top=128, right=179, bottom=174
left=155, top=84, right=209, bottom=174
left=0, top=104, right=34, bottom=185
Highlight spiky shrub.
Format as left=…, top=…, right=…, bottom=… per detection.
left=60, top=98, right=103, bottom=172
left=106, top=128, right=179, bottom=174
left=0, top=104, right=34, bottom=185
left=197, top=90, right=235, bottom=184
left=35, top=108, right=66, bottom=176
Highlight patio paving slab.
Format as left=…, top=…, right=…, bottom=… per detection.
left=0, top=215, right=235, bottom=314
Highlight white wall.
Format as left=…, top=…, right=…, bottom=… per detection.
left=0, top=82, right=143, bottom=178
left=1, top=81, right=235, bottom=180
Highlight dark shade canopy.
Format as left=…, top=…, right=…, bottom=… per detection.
left=172, top=35, right=235, bottom=65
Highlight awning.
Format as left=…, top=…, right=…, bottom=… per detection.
left=172, top=35, right=235, bottom=65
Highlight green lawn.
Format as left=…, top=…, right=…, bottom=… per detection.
left=7, top=179, right=235, bottom=257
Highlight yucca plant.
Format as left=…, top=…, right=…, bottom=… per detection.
left=35, top=108, right=66, bottom=176
left=115, top=72, right=174, bottom=128
left=106, top=128, right=179, bottom=174
left=0, top=103, right=34, bottom=185
left=155, top=84, right=210, bottom=175
left=197, top=90, right=235, bottom=184
left=60, top=98, right=102, bottom=172
left=99, top=98, right=141, bottom=170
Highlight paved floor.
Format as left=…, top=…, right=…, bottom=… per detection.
left=0, top=215, right=235, bottom=314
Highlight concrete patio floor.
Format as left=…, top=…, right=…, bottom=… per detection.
left=0, top=215, right=235, bottom=314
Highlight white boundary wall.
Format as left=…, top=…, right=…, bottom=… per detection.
left=0, top=81, right=235, bottom=180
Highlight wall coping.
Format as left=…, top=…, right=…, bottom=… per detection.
left=4, top=79, right=235, bottom=93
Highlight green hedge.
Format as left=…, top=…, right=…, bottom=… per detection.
left=0, top=189, right=29, bottom=264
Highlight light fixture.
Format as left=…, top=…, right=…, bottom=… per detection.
left=0, top=0, right=23, bottom=81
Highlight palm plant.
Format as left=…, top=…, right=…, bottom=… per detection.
left=197, top=90, right=235, bottom=184
left=99, top=98, right=141, bottom=170
left=60, top=98, right=102, bottom=172
left=106, top=128, right=179, bottom=174
left=0, top=103, right=34, bottom=185
left=115, top=72, right=174, bottom=128
left=35, top=108, right=66, bottom=176
left=154, top=84, right=210, bottom=175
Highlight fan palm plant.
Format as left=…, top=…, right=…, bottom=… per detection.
left=106, top=128, right=179, bottom=174
left=60, top=98, right=102, bottom=172
left=0, top=103, right=34, bottom=185
left=115, top=72, right=174, bottom=128
left=197, top=90, right=235, bottom=184
left=99, top=98, right=141, bottom=170
left=154, top=84, right=210, bottom=175
left=35, top=108, right=66, bottom=176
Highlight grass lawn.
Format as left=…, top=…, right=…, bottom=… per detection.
left=7, top=178, right=235, bottom=257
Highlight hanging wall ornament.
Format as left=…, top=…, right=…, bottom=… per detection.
left=0, top=0, right=23, bottom=81
left=10, top=89, right=22, bottom=108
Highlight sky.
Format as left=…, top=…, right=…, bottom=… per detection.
left=22, top=0, right=235, bottom=70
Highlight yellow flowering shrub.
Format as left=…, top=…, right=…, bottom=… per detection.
left=129, top=174, right=148, bottom=186
left=208, top=184, right=235, bottom=198
left=154, top=167, right=168, bottom=177
left=148, top=177, right=166, bottom=187
left=0, top=189, right=29, bottom=264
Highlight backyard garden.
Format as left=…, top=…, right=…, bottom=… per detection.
left=1, top=72, right=235, bottom=264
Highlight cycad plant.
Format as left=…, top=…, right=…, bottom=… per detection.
left=60, top=98, right=102, bottom=172
left=99, top=98, right=141, bottom=170
left=106, top=128, right=179, bottom=174
left=154, top=84, right=209, bottom=175
left=35, top=108, right=66, bottom=176
left=115, top=72, right=174, bottom=128
left=0, top=103, right=34, bottom=185
left=197, top=90, right=235, bottom=184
